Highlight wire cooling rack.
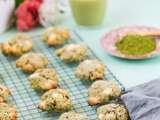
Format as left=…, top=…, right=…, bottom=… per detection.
left=0, top=30, right=125, bottom=120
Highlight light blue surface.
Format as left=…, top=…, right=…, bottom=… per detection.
left=1, top=0, right=160, bottom=89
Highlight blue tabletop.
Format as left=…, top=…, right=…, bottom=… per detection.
left=1, top=0, right=160, bottom=89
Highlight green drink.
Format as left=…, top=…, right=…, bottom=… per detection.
left=70, top=0, right=106, bottom=26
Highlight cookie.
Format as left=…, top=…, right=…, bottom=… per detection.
left=0, top=102, right=17, bottom=120
left=75, top=60, right=105, bottom=80
left=28, top=68, right=59, bottom=90
left=43, top=27, right=70, bottom=46
left=1, top=33, right=33, bottom=56
left=88, top=80, right=121, bottom=105
left=0, top=85, right=11, bottom=103
left=97, top=103, right=129, bottom=120
left=55, top=44, right=87, bottom=62
left=59, top=112, right=90, bottom=120
left=38, top=89, right=72, bottom=112
left=16, top=53, right=48, bottom=73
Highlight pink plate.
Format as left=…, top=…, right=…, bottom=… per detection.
left=101, top=26, right=160, bottom=59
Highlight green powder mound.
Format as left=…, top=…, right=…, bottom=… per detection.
left=115, top=34, right=156, bottom=56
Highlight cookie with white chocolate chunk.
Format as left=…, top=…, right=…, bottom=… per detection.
left=88, top=80, right=121, bottom=105
left=38, top=89, right=72, bottom=112
left=0, top=102, right=17, bottom=120
left=0, top=85, right=11, bottom=103
left=1, top=33, right=33, bottom=56
left=97, top=103, right=129, bottom=120
left=43, top=27, right=70, bottom=46
left=59, top=112, right=90, bottom=120
left=75, top=59, right=105, bottom=80
left=16, top=53, right=48, bottom=73
left=28, top=68, right=59, bottom=90
left=55, top=44, right=87, bottom=63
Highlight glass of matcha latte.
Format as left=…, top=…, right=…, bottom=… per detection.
left=70, top=0, right=107, bottom=26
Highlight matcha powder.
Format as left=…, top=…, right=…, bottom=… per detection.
left=115, top=34, right=156, bottom=56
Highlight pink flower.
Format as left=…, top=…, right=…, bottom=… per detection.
left=16, top=0, right=42, bottom=31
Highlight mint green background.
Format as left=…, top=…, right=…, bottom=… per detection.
left=1, top=0, right=160, bottom=89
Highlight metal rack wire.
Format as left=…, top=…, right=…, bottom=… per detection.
left=0, top=30, right=125, bottom=120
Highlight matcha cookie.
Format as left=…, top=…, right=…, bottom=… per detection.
left=75, top=60, right=105, bottom=80
left=55, top=44, right=87, bottom=62
left=88, top=80, right=121, bottom=105
left=43, top=27, right=70, bottom=46
left=97, top=103, right=129, bottom=120
left=59, top=112, right=90, bottom=120
left=38, top=89, right=72, bottom=112
left=16, top=53, right=48, bottom=73
left=28, top=68, right=59, bottom=90
left=0, top=85, right=11, bottom=103
left=1, top=33, right=33, bottom=56
left=0, top=103, right=17, bottom=120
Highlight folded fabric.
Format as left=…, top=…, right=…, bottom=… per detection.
left=121, top=79, right=160, bottom=120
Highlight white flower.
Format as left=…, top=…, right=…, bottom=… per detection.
left=39, top=0, right=61, bottom=27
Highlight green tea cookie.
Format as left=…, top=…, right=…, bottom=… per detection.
left=0, top=85, right=11, bottom=103
left=0, top=103, right=17, bottom=120
left=16, top=53, right=48, bottom=73
left=59, top=112, right=90, bottom=120
left=97, top=103, right=129, bottom=120
left=28, top=68, right=59, bottom=90
left=38, top=89, right=72, bottom=112
left=88, top=80, right=121, bottom=105
left=43, top=27, right=70, bottom=46
left=75, top=60, right=105, bottom=80
left=1, top=33, right=33, bottom=56
left=55, top=44, right=87, bottom=62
